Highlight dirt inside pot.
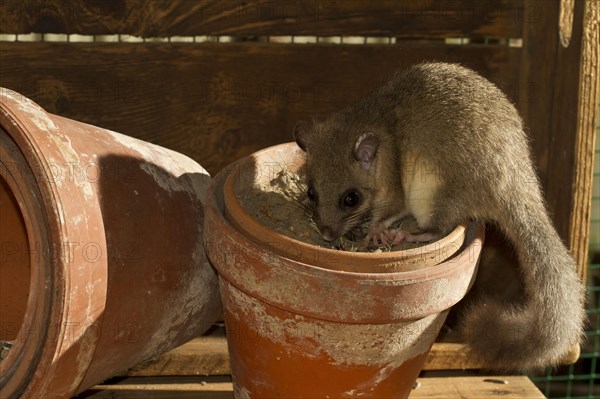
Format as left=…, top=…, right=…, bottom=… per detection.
left=237, top=169, right=426, bottom=253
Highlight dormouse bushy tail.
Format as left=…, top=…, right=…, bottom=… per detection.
left=461, top=182, right=585, bottom=371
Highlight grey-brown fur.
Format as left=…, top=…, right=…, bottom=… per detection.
left=294, top=62, right=585, bottom=372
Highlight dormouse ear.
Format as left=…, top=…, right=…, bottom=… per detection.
left=293, top=120, right=311, bottom=152
left=354, top=133, right=379, bottom=171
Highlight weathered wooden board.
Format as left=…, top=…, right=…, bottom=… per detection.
left=517, top=0, right=599, bottom=278
left=125, top=331, right=230, bottom=377
left=566, top=0, right=600, bottom=283
left=0, top=0, right=524, bottom=38
left=0, top=42, right=519, bottom=174
left=78, top=375, right=546, bottom=398
left=122, top=327, right=580, bottom=375
left=79, top=376, right=234, bottom=399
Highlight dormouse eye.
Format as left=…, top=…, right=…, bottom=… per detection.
left=307, top=186, right=317, bottom=202
left=342, top=190, right=361, bottom=208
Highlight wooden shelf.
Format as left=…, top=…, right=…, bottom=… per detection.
left=122, top=326, right=479, bottom=376
left=79, top=375, right=545, bottom=398
left=92, top=326, right=549, bottom=398
left=121, top=326, right=579, bottom=376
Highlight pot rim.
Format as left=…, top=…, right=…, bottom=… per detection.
left=0, top=121, right=59, bottom=396
left=208, top=156, right=484, bottom=283
left=205, top=161, right=484, bottom=322
left=0, top=88, right=107, bottom=397
left=222, top=141, right=470, bottom=274
left=224, top=162, right=467, bottom=259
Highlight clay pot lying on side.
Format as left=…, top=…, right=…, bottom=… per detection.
left=0, top=88, right=221, bottom=399
left=204, top=143, right=484, bottom=399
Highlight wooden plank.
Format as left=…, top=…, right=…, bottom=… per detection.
left=78, top=376, right=234, bottom=399
left=125, top=331, right=230, bottom=377
left=559, top=0, right=575, bottom=47
left=568, top=0, right=600, bottom=284
left=423, top=343, right=483, bottom=370
left=0, top=0, right=523, bottom=38
left=517, top=1, right=560, bottom=210
left=544, top=0, right=586, bottom=276
left=411, top=376, right=545, bottom=399
left=123, top=327, right=581, bottom=375
left=78, top=375, right=545, bottom=398
left=125, top=335, right=471, bottom=376
left=0, top=42, right=520, bottom=175
left=519, top=0, right=599, bottom=281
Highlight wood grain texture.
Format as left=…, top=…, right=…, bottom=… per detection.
left=568, top=0, right=600, bottom=284
left=559, top=0, right=575, bottom=47
left=79, top=375, right=545, bottom=398
left=122, top=327, right=581, bottom=375
left=124, top=332, right=230, bottom=377
left=423, top=343, right=484, bottom=370
left=518, top=0, right=560, bottom=222
left=518, top=0, right=595, bottom=280
left=0, top=0, right=523, bottom=38
left=413, top=376, right=545, bottom=399
left=0, top=42, right=519, bottom=175
left=78, top=376, right=234, bottom=399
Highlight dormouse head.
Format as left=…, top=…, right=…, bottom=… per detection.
left=293, top=119, right=382, bottom=241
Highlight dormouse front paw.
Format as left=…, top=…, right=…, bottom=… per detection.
left=365, top=224, right=409, bottom=247
left=365, top=224, right=440, bottom=248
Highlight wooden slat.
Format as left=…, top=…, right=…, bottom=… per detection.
left=416, top=376, right=545, bottom=399
left=125, top=332, right=230, bottom=377
left=518, top=0, right=599, bottom=280
left=0, top=42, right=520, bottom=175
left=423, top=343, right=483, bottom=370
left=128, top=331, right=472, bottom=376
left=411, top=376, right=545, bottom=399
left=0, top=0, right=523, bottom=38
left=122, top=327, right=581, bottom=376
left=78, top=376, right=234, bottom=399
left=567, top=0, right=600, bottom=284
left=78, top=375, right=545, bottom=398
left=517, top=2, right=560, bottom=205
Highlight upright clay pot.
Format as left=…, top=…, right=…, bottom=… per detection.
left=204, top=143, right=485, bottom=399
left=0, top=88, right=221, bottom=399
left=223, top=144, right=468, bottom=273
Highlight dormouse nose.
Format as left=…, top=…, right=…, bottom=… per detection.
left=319, top=225, right=339, bottom=242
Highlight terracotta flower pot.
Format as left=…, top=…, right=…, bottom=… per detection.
left=0, top=88, right=221, bottom=399
left=223, top=143, right=468, bottom=272
left=204, top=143, right=485, bottom=399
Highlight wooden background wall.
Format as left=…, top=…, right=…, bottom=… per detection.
left=0, top=0, right=598, bottom=277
